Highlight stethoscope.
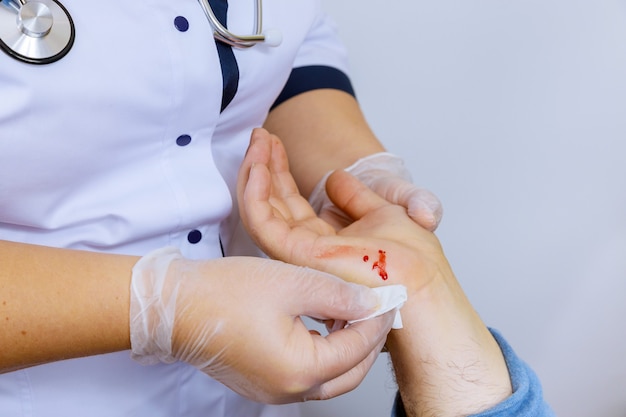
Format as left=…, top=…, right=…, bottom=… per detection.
left=0, top=0, right=74, bottom=64
left=0, top=0, right=281, bottom=65
left=199, top=0, right=281, bottom=48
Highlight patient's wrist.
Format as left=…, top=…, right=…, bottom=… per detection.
left=385, top=277, right=512, bottom=417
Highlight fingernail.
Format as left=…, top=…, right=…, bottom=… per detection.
left=411, top=198, right=444, bottom=231
left=356, top=285, right=382, bottom=311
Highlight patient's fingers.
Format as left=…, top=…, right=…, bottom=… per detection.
left=237, top=130, right=291, bottom=246
left=237, top=129, right=272, bottom=226
left=266, top=136, right=319, bottom=223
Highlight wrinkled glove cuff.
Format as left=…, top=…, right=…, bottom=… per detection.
left=130, top=246, right=183, bottom=365
left=308, top=152, right=411, bottom=214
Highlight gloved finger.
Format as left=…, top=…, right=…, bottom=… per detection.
left=305, top=310, right=395, bottom=401
left=253, top=311, right=392, bottom=404
left=406, top=190, right=443, bottom=232
left=295, top=271, right=381, bottom=321
left=369, top=177, right=443, bottom=231
left=325, top=170, right=390, bottom=221
left=286, top=273, right=394, bottom=389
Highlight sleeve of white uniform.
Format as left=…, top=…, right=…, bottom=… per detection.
left=271, top=4, right=356, bottom=109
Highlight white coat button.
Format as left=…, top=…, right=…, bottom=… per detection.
left=187, top=230, right=202, bottom=244
left=176, top=134, right=192, bottom=146
left=174, top=16, right=189, bottom=32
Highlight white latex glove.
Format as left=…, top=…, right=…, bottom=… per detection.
left=308, top=153, right=443, bottom=231
left=130, top=247, right=395, bottom=404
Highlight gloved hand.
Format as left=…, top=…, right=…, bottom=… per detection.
left=129, top=247, right=395, bottom=404
left=308, top=153, right=443, bottom=231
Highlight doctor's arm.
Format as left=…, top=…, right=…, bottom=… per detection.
left=0, top=239, right=395, bottom=403
left=0, top=240, right=134, bottom=371
left=264, top=88, right=443, bottom=231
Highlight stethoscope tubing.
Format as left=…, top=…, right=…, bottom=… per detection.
left=198, top=0, right=266, bottom=48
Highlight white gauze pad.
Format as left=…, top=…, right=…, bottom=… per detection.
left=348, top=284, right=407, bottom=329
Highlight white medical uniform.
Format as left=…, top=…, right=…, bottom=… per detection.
left=0, top=0, right=353, bottom=415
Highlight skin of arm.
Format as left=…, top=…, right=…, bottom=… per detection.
left=237, top=129, right=513, bottom=417
left=264, top=89, right=386, bottom=198
left=0, top=240, right=136, bottom=372
left=1, top=242, right=391, bottom=402
left=0, top=239, right=396, bottom=404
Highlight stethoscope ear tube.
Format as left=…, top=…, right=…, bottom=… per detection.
left=0, top=0, right=75, bottom=65
left=198, top=0, right=281, bottom=48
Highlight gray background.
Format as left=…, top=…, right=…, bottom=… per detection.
left=301, top=1, right=626, bottom=416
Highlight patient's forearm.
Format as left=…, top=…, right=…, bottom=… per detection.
left=387, top=274, right=512, bottom=417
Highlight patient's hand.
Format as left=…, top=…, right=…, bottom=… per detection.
left=238, top=129, right=513, bottom=417
left=237, top=128, right=448, bottom=294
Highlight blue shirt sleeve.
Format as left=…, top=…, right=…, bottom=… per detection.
left=391, top=328, right=556, bottom=417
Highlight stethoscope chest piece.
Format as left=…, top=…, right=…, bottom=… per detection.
left=0, top=0, right=75, bottom=64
